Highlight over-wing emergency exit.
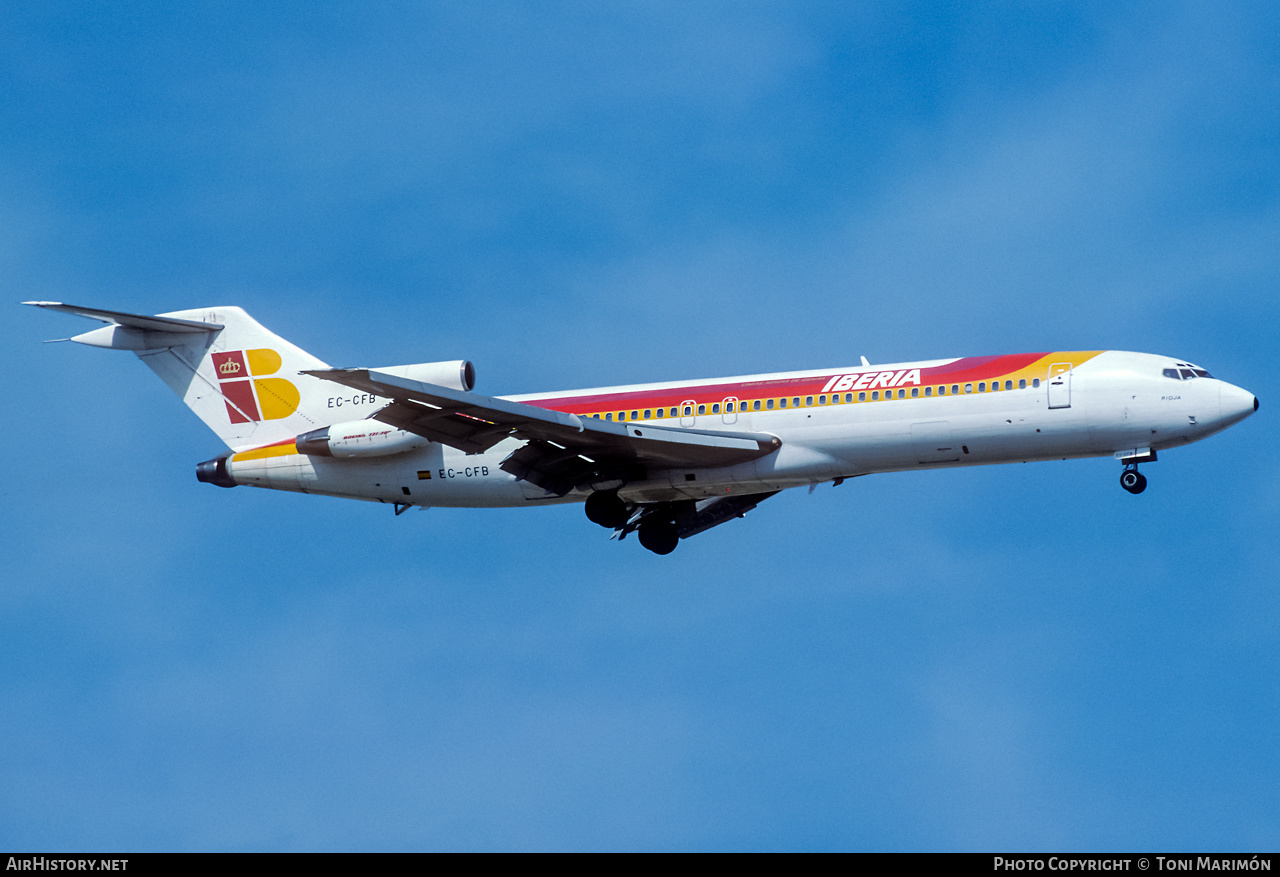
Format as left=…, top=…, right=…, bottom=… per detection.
left=27, top=302, right=1258, bottom=554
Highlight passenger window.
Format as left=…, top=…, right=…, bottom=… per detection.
left=682, top=405, right=692, bottom=416
left=630, top=411, right=638, bottom=420
left=952, top=385, right=960, bottom=394
left=1005, top=380, right=1012, bottom=390
left=805, top=396, right=814, bottom=406
left=754, top=400, right=762, bottom=411
left=845, top=393, right=853, bottom=403
left=871, top=391, right=879, bottom=401
left=697, top=404, right=706, bottom=415
left=978, top=382, right=985, bottom=392
left=819, top=395, right=826, bottom=405
left=644, top=410, right=651, bottom=419
left=606, top=413, right=613, bottom=421
left=897, top=389, right=905, bottom=398
left=671, top=408, right=679, bottom=417
left=793, top=397, right=800, bottom=408
left=712, top=403, right=720, bottom=414
left=780, top=398, right=787, bottom=408
left=593, top=413, right=600, bottom=419
left=1018, top=379, right=1026, bottom=389
left=911, top=387, right=919, bottom=398
left=767, top=399, right=774, bottom=410
left=924, top=386, right=932, bottom=397
left=939, top=386, right=946, bottom=396
left=858, top=392, right=866, bottom=402
left=1032, top=378, right=1040, bottom=388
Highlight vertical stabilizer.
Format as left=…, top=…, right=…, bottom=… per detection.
left=27, top=303, right=335, bottom=451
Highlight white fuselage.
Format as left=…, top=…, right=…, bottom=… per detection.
left=223, top=350, right=1257, bottom=508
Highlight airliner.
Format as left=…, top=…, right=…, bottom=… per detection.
left=29, top=302, right=1258, bottom=554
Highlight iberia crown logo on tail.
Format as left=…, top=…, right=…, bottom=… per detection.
left=211, top=349, right=300, bottom=423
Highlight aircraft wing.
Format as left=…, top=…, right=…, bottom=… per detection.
left=304, top=368, right=780, bottom=496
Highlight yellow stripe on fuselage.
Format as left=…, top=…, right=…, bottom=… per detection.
left=232, top=441, right=299, bottom=462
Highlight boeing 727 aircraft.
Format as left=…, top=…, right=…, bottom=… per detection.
left=29, top=302, right=1258, bottom=554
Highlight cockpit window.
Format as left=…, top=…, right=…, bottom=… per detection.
left=1165, top=363, right=1215, bottom=380
left=1176, top=362, right=1214, bottom=379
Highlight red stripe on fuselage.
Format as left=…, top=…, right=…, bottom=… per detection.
left=518, top=353, right=1051, bottom=415
left=920, top=352, right=1046, bottom=384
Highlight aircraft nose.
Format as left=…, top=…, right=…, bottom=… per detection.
left=1218, top=381, right=1258, bottom=428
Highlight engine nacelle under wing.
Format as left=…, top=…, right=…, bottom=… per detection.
left=295, top=421, right=431, bottom=458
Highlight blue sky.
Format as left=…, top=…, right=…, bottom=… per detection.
left=2, top=1, right=1277, bottom=851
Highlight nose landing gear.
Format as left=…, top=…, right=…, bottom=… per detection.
left=1120, top=466, right=1147, bottom=494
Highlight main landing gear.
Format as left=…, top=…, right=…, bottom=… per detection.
left=584, top=490, right=682, bottom=555
left=584, top=490, right=630, bottom=529
left=1120, top=465, right=1147, bottom=494
left=637, top=518, right=679, bottom=555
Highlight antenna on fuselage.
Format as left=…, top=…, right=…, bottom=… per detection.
left=861, top=356, right=871, bottom=367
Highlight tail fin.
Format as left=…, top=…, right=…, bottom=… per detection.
left=27, top=302, right=334, bottom=451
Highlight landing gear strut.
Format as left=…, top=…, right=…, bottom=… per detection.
left=1120, top=466, right=1147, bottom=494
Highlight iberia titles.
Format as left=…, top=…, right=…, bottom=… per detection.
left=820, top=370, right=922, bottom=393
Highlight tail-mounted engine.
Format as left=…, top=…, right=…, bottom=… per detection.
left=295, top=422, right=429, bottom=458
left=370, top=360, right=475, bottom=392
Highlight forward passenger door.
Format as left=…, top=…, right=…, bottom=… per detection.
left=1047, top=363, right=1072, bottom=409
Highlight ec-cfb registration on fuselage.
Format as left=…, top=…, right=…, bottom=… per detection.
left=28, top=302, right=1257, bottom=554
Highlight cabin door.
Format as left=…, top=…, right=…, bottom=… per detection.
left=1047, top=363, right=1073, bottom=409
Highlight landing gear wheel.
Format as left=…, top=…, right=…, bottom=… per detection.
left=1120, top=469, right=1147, bottom=494
left=585, top=491, right=629, bottom=528
left=638, top=519, right=679, bottom=555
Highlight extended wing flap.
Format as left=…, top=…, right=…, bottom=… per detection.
left=304, top=368, right=780, bottom=493
left=678, top=491, right=780, bottom=539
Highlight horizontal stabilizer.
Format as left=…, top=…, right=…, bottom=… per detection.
left=23, top=302, right=223, bottom=334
